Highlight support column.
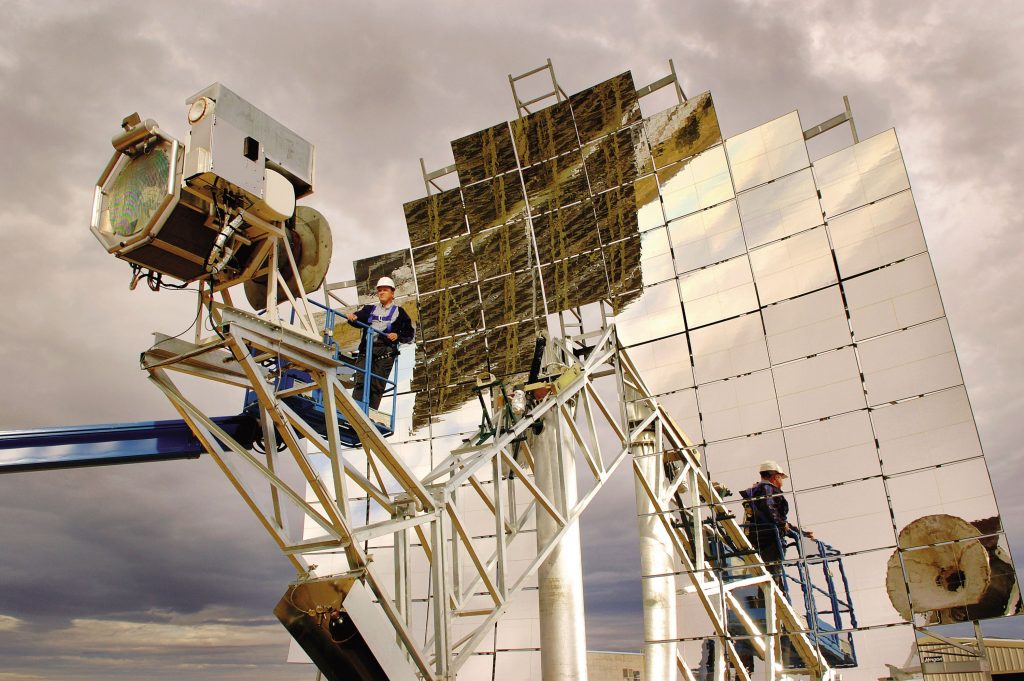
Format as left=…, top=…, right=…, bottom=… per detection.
left=531, top=408, right=588, bottom=681
left=628, top=389, right=677, bottom=681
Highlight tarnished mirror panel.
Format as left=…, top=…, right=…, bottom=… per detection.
left=411, top=234, right=475, bottom=294
left=522, top=151, right=589, bottom=214
left=582, top=124, right=652, bottom=194
left=542, top=248, right=609, bottom=311
left=462, top=171, right=526, bottom=233
left=594, top=182, right=641, bottom=242
left=451, top=122, right=518, bottom=185
left=353, top=248, right=416, bottom=300
left=511, top=99, right=579, bottom=166
left=644, top=91, right=722, bottom=169
left=471, top=218, right=532, bottom=279
left=485, top=319, right=537, bottom=378
left=568, top=71, right=641, bottom=144
left=403, top=186, right=466, bottom=247
left=479, top=271, right=537, bottom=328
left=530, top=200, right=601, bottom=264
left=417, top=282, right=482, bottom=340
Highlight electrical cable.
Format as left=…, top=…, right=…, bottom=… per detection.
left=143, top=292, right=202, bottom=356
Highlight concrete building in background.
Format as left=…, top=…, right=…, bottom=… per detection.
left=587, top=651, right=645, bottom=681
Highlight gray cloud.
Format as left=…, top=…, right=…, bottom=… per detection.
left=1, top=0, right=1022, bottom=678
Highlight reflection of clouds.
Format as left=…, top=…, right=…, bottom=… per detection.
left=668, top=200, right=746, bottom=274
left=614, top=281, right=685, bottom=346
left=813, top=129, right=909, bottom=218
left=725, top=111, right=808, bottom=193
left=748, top=225, right=836, bottom=305
left=828, top=190, right=925, bottom=278
left=690, top=313, right=768, bottom=384
left=678, top=255, right=758, bottom=327
left=736, top=168, right=821, bottom=247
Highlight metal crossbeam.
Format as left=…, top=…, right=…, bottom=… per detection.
left=140, top=300, right=836, bottom=681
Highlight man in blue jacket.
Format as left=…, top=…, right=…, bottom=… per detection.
left=346, top=276, right=415, bottom=410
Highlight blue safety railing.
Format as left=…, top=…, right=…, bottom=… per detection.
left=697, top=516, right=858, bottom=671
left=245, top=296, right=402, bottom=447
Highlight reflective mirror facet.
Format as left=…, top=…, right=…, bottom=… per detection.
left=403, top=187, right=466, bottom=247
left=511, top=99, right=579, bottom=166
left=668, top=200, right=746, bottom=275
left=462, top=172, right=526, bottom=233
left=658, top=145, right=733, bottom=222
left=814, top=129, right=910, bottom=218
left=737, top=168, right=822, bottom=248
left=568, top=71, right=641, bottom=145
left=451, top=122, right=518, bottom=185
left=644, top=91, right=722, bottom=169
left=726, top=111, right=809, bottom=193
left=678, top=255, right=759, bottom=328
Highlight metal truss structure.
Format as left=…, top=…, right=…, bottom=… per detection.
left=621, top=347, right=837, bottom=681
left=142, top=279, right=836, bottom=680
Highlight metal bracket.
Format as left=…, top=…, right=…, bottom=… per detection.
left=635, top=58, right=687, bottom=104
left=803, top=95, right=860, bottom=144
left=508, top=57, right=568, bottom=118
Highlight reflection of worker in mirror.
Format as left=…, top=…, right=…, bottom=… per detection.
left=346, top=276, right=415, bottom=410
left=740, top=460, right=813, bottom=581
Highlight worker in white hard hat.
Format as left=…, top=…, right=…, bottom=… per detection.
left=733, top=461, right=814, bottom=674
left=346, top=276, right=415, bottom=410
left=740, top=460, right=814, bottom=579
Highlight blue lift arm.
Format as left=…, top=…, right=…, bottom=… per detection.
left=0, top=416, right=253, bottom=474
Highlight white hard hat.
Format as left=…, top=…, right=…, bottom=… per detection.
left=375, top=276, right=396, bottom=290
left=758, top=460, right=788, bottom=477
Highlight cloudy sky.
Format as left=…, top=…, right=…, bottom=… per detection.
left=1, top=1, right=1023, bottom=679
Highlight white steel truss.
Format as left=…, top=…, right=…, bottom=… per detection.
left=143, top=297, right=835, bottom=680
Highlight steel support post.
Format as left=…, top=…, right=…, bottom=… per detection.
left=530, top=408, right=588, bottom=681
left=627, top=387, right=677, bottom=681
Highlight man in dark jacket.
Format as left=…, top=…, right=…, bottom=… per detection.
left=346, top=276, right=415, bottom=410
left=739, top=460, right=813, bottom=582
